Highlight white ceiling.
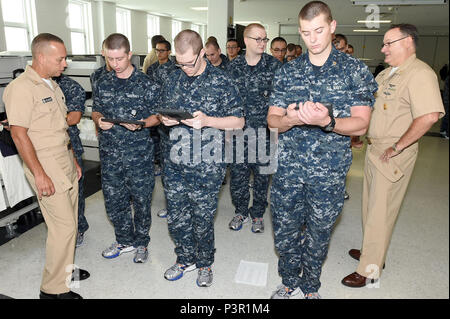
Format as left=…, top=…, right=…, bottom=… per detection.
left=111, top=0, right=449, bottom=35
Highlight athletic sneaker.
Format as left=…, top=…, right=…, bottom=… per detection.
left=75, top=232, right=84, bottom=248
left=164, top=263, right=197, bottom=281
left=133, top=246, right=149, bottom=263
left=229, top=214, right=249, bottom=231
left=157, top=208, right=168, bottom=218
left=304, top=292, right=322, bottom=299
left=344, top=191, right=350, bottom=200
left=251, top=218, right=264, bottom=233
left=197, top=267, right=213, bottom=287
left=102, top=242, right=135, bottom=259
left=270, top=284, right=303, bottom=299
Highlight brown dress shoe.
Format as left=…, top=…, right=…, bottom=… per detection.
left=348, top=249, right=385, bottom=269
left=341, top=272, right=377, bottom=288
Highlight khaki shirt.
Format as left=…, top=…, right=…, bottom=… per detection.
left=3, top=65, right=70, bottom=155
left=368, top=54, right=445, bottom=140
left=142, top=49, right=157, bottom=74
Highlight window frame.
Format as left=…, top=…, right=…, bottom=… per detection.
left=68, top=0, right=94, bottom=55
left=116, top=7, right=132, bottom=49
left=147, top=14, right=160, bottom=52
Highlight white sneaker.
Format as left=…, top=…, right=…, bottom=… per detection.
left=270, top=284, right=303, bottom=299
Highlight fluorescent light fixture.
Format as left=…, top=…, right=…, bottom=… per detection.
left=353, top=29, right=379, bottom=32
left=351, top=0, right=447, bottom=5
left=150, top=12, right=173, bottom=17
left=190, top=7, right=208, bottom=11
left=357, top=20, right=391, bottom=23
left=234, top=21, right=262, bottom=25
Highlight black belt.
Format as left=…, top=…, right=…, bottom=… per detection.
left=67, top=142, right=72, bottom=150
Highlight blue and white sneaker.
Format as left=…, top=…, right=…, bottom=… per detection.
left=102, top=242, right=135, bottom=259
left=157, top=208, right=168, bottom=218
left=164, top=263, right=197, bottom=281
left=270, top=284, right=303, bottom=299
left=196, top=267, right=213, bottom=287
left=229, top=214, right=249, bottom=231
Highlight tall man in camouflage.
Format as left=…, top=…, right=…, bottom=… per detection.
left=227, top=23, right=281, bottom=233
left=53, top=74, right=88, bottom=247
left=267, top=1, right=377, bottom=299
left=159, top=30, right=244, bottom=287
left=91, top=33, right=160, bottom=264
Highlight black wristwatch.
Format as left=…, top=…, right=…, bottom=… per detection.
left=321, top=114, right=335, bottom=132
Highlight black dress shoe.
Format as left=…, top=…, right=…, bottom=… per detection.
left=39, top=290, right=83, bottom=299
left=348, top=249, right=385, bottom=269
left=72, top=268, right=90, bottom=281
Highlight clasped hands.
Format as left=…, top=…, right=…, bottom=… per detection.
left=285, top=101, right=331, bottom=127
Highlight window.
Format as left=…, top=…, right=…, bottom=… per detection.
left=191, top=24, right=200, bottom=33
left=68, top=0, right=93, bottom=54
left=1, top=0, right=37, bottom=51
left=171, top=20, right=182, bottom=50
left=147, top=14, right=160, bottom=52
left=116, top=7, right=132, bottom=49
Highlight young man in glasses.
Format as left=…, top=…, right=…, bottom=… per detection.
left=227, top=23, right=281, bottom=234
left=270, top=37, right=288, bottom=63
left=341, top=24, right=444, bottom=288
left=226, top=38, right=241, bottom=62
left=267, top=1, right=377, bottom=299
left=146, top=40, right=176, bottom=85
left=159, top=30, right=244, bottom=288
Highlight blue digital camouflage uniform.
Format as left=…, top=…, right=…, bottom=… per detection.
left=227, top=53, right=281, bottom=220
left=93, top=65, right=160, bottom=248
left=146, top=60, right=177, bottom=167
left=159, top=61, right=243, bottom=268
left=54, top=74, right=88, bottom=234
left=269, top=47, right=377, bottom=294
left=215, top=54, right=229, bottom=70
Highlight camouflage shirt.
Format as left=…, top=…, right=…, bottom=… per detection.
left=227, top=53, right=281, bottom=128
left=54, top=74, right=86, bottom=157
left=92, top=65, right=160, bottom=153
left=146, top=59, right=177, bottom=86
left=159, top=61, right=243, bottom=168
left=269, top=47, right=377, bottom=180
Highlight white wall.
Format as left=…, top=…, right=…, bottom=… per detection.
left=130, top=10, right=147, bottom=54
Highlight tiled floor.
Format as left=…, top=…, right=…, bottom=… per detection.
left=0, top=135, right=448, bottom=299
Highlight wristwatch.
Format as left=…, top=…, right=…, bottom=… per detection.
left=321, top=114, right=336, bottom=132
left=392, top=142, right=399, bottom=152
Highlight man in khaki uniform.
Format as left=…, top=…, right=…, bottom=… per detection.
left=4, top=33, right=89, bottom=299
left=342, top=24, right=445, bottom=288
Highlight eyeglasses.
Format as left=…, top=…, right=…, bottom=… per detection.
left=247, top=36, right=270, bottom=44
left=175, top=52, right=200, bottom=68
left=226, top=46, right=238, bottom=49
left=381, top=36, right=409, bottom=49
left=155, top=49, right=169, bottom=53
left=272, top=48, right=287, bottom=53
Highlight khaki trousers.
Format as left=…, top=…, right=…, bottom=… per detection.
left=357, top=142, right=418, bottom=279
left=24, top=149, right=78, bottom=294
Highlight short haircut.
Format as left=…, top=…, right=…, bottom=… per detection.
left=174, top=29, right=203, bottom=55
left=151, top=35, right=165, bottom=48
left=31, top=33, right=64, bottom=59
left=205, top=38, right=220, bottom=50
left=226, top=38, right=239, bottom=47
left=299, top=1, right=333, bottom=23
left=243, top=23, right=266, bottom=38
left=335, top=33, right=348, bottom=45
left=271, top=37, right=287, bottom=48
left=295, top=44, right=302, bottom=50
left=104, top=33, right=131, bottom=53
left=389, top=23, right=419, bottom=48
left=287, top=43, right=296, bottom=51
left=156, top=39, right=171, bottom=51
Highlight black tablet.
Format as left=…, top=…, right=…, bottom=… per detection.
left=155, top=109, right=194, bottom=121
left=102, top=118, right=145, bottom=126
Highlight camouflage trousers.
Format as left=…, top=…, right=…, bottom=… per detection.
left=100, top=148, right=155, bottom=247
left=74, top=154, right=88, bottom=234
left=163, top=160, right=225, bottom=268
left=229, top=162, right=270, bottom=218
left=270, top=169, right=346, bottom=294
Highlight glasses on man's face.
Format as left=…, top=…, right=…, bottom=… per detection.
left=155, top=49, right=169, bottom=53
left=175, top=52, right=200, bottom=68
left=381, top=36, right=409, bottom=49
left=247, top=36, right=270, bottom=44
left=226, top=46, right=238, bottom=49
left=272, top=48, right=287, bottom=53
